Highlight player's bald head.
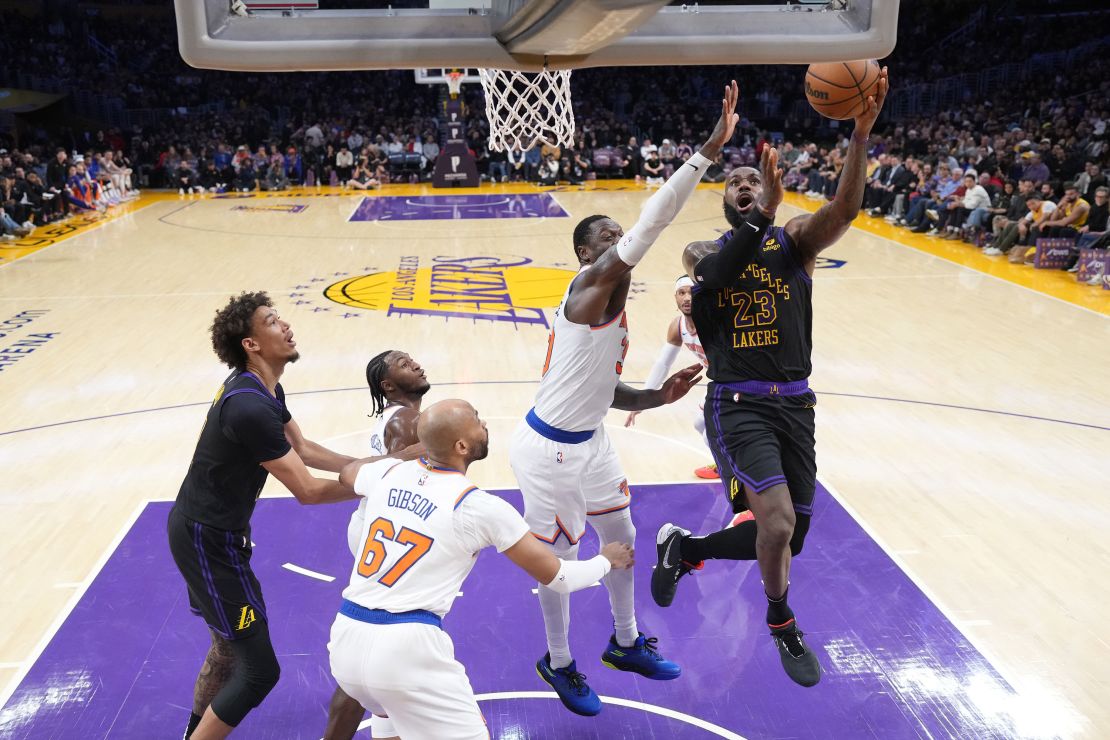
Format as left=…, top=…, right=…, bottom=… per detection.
left=417, top=399, right=489, bottom=463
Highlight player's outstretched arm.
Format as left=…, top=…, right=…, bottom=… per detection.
left=571, top=82, right=740, bottom=299
left=625, top=320, right=682, bottom=427
left=284, top=418, right=354, bottom=473
left=786, top=66, right=889, bottom=265
left=690, top=146, right=784, bottom=288
left=338, top=444, right=423, bottom=488
left=504, top=534, right=633, bottom=594
left=262, top=449, right=358, bottom=505
left=611, top=364, right=702, bottom=411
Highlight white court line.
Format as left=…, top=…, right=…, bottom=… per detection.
left=817, top=477, right=1075, bottom=720
left=344, top=691, right=748, bottom=739
left=281, top=563, right=335, bottom=582
left=638, top=273, right=964, bottom=285
left=0, top=499, right=147, bottom=710
left=52, top=582, right=83, bottom=589
left=546, top=191, right=571, bottom=218
left=0, top=291, right=254, bottom=301
left=345, top=195, right=369, bottom=223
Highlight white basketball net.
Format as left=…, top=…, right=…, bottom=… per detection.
left=446, top=71, right=463, bottom=98
left=479, top=68, right=575, bottom=152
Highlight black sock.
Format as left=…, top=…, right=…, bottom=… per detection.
left=184, top=711, right=203, bottom=739
left=766, top=588, right=794, bottom=629
left=679, top=520, right=758, bottom=563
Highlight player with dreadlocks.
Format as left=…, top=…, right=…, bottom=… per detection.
left=324, top=350, right=431, bottom=740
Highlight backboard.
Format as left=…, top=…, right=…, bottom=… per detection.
left=175, top=0, right=899, bottom=73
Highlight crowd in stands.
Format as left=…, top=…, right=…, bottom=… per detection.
left=0, top=2, right=1107, bottom=281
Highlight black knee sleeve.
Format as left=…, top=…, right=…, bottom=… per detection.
left=789, top=513, right=811, bottom=556
left=210, top=623, right=281, bottom=727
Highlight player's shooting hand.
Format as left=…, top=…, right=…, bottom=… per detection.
left=601, top=542, right=634, bottom=570
left=660, top=364, right=704, bottom=405
left=700, top=80, right=740, bottom=159
left=624, top=411, right=641, bottom=427
left=757, top=146, right=784, bottom=218
left=853, top=65, right=889, bottom=136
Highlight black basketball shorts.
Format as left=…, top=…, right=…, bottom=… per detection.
left=702, top=382, right=817, bottom=516
left=167, top=505, right=268, bottom=640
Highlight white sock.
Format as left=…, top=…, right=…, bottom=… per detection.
left=589, top=508, right=638, bottom=647
left=694, top=413, right=711, bottom=451
left=538, top=540, right=577, bottom=669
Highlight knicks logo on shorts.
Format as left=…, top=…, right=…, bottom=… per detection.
left=619, top=480, right=630, bottom=497
left=236, top=606, right=257, bottom=631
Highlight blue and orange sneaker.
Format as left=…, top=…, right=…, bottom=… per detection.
left=601, top=633, right=681, bottom=680
left=536, top=653, right=601, bottom=716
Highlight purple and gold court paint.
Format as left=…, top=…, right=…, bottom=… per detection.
left=348, top=194, right=569, bottom=221
left=0, top=484, right=1019, bottom=738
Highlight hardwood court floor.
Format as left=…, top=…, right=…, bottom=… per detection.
left=0, top=183, right=1107, bottom=737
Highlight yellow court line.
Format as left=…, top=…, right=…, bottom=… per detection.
left=782, top=191, right=1109, bottom=316
left=0, top=196, right=159, bottom=267
left=10, top=185, right=1104, bottom=316
left=0, top=180, right=707, bottom=268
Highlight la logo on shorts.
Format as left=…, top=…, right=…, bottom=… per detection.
left=236, top=605, right=257, bottom=631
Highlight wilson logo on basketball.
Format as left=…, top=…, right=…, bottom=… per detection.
left=324, top=255, right=576, bottom=328
left=804, top=81, right=829, bottom=101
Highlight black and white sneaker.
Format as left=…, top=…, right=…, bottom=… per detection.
left=770, top=620, right=822, bottom=687
left=651, top=523, right=700, bottom=607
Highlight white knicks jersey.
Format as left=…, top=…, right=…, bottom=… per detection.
left=344, top=457, right=530, bottom=618
left=369, top=404, right=403, bottom=456
left=532, top=270, right=629, bottom=432
left=679, top=317, right=708, bottom=368
left=351, top=404, right=404, bottom=547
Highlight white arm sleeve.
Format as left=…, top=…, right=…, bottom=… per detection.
left=616, top=152, right=714, bottom=266
left=643, top=342, right=682, bottom=391
left=543, top=555, right=612, bottom=595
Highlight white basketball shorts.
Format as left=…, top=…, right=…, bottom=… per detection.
left=328, top=615, right=487, bottom=740
left=509, top=419, right=629, bottom=547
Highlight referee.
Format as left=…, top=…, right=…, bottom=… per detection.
left=168, top=292, right=415, bottom=739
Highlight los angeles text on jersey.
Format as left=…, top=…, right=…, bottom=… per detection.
left=712, top=261, right=792, bottom=349
left=388, top=487, right=438, bottom=521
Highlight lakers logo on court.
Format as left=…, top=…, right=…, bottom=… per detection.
left=324, top=255, right=575, bottom=328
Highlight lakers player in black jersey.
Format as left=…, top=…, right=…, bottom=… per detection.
left=652, top=68, right=889, bottom=688
left=168, top=292, right=419, bottom=739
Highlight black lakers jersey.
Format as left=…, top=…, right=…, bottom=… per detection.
left=175, top=371, right=293, bottom=530
left=691, top=224, right=812, bottom=382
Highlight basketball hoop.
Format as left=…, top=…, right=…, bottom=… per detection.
left=479, top=67, right=575, bottom=153
left=446, top=70, right=464, bottom=99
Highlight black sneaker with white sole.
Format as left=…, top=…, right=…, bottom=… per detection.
left=651, top=523, right=701, bottom=607
left=770, top=620, right=822, bottom=687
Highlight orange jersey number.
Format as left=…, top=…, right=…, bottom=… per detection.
left=542, top=329, right=555, bottom=377
left=357, top=517, right=434, bottom=587
left=615, top=312, right=630, bottom=375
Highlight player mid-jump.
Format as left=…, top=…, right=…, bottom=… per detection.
left=510, top=81, right=741, bottom=717
left=652, top=69, right=890, bottom=690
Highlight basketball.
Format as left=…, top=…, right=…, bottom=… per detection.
left=804, top=60, right=882, bottom=120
